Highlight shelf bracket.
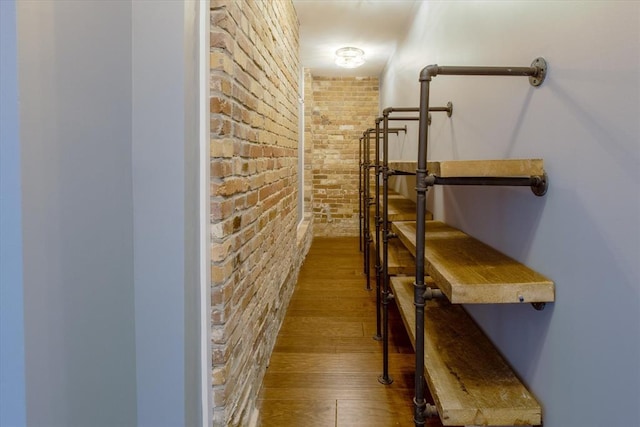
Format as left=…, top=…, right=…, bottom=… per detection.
left=531, top=173, right=548, bottom=196
left=424, top=403, right=438, bottom=419
left=531, top=302, right=546, bottom=311
left=423, top=287, right=444, bottom=300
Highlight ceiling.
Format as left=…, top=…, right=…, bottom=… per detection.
left=292, top=0, right=420, bottom=77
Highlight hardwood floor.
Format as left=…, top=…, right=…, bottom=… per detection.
left=257, top=237, right=443, bottom=427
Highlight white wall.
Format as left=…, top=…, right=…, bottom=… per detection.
left=12, top=1, right=205, bottom=425
left=380, top=2, right=639, bottom=426
left=132, top=1, right=203, bottom=425
left=0, top=1, right=26, bottom=425
left=18, top=2, right=137, bottom=425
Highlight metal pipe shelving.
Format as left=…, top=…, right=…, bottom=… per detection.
left=411, top=57, right=548, bottom=426
left=361, top=127, right=407, bottom=291
left=375, top=105, right=453, bottom=385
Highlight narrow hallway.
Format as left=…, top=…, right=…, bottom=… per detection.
left=257, top=237, right=442, bottom=426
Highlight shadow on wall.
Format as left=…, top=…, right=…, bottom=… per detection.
left=456, top=184, right=640, bottom=427
left=441, top=184, right=547, bottom=262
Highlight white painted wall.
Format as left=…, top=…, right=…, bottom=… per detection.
left=132, top=1, right=203, bottom=425
left=380, top=2, right=640, bottom=426
left=0, top=1, right=26, bottom=425
left=11, top=1, right=206, bottom=425
left=17, top=2, right=137, bottom=425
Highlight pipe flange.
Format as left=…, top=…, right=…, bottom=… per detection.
left=446, top=101, right=453, bottom=117
left=378, top=375, right=394, bottom=385
left=529, top=57, right=547, bottom=87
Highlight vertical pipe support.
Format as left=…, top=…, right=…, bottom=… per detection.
left=359, top=136, right=363, bottom=252
left=413, top=68, right=435, bottom=426
left=373, top=118, right=383, bottom=341
left=363, top=130, right=371, bottom=289
left=378, top=111, right=393, bottom=385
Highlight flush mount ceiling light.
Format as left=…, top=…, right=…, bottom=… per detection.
left=335, top=47, right=365, bottom=69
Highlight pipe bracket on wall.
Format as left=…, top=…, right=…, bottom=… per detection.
left=529, top=57, right=548, bottom=87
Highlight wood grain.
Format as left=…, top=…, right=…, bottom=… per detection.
left=257, top=237, right=435, bottom=427
left=390, top=277, right=542, bottom=426
left=370, top=223, right=416, bottom=276
left=388, top=158, right=545, bottom=178
left=392, top=221, right=555, bottom=304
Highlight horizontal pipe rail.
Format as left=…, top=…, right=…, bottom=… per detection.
left=420, top=58, right=547, bottom=86
left=364, top=127, right=406, bottom=134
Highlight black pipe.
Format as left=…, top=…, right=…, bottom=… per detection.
left=359, top=136, right=363, bottom=253
left=373, top=117, right=383, bottom=341
left=419, top=59, right=547, bottom=86
left=386, top=116, right=419, bottom=121
left=365, top=126, right=406, bottom=134
left=421, top=64, right=540, bottom=79
left=364, top=131, right=371, bottom=290
left=413, top=77, right=431, bottom=427
left=378, top=110, right=393, bottom=385
left=389, top=170, right=416, bottom=176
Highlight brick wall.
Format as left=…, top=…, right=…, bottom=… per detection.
left=303, top=68, right=314, bottom=216
left=209, top=1, right=310, bottom=425
left=308, top=76, right=379, bottom=236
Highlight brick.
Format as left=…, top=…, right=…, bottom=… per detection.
left=208, top=2, right=310, bottom=424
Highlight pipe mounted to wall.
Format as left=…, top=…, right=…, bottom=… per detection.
left=412, top=58, right=547, bottom=427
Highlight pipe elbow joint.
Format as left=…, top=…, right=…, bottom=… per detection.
left=375, top=117, right=382, bottom=124
left=420, top=64, right=439, bottom=82
left=382, top=107, right=393, bottom=115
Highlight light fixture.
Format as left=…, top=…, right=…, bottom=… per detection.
left=335, top=47, right=365, bottom=69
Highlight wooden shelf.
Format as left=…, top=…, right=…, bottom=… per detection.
left=390, top=276, right=542, bottom=426
left=388, top=159, right=545, bottom=178
left=369, top=221, right=415, bottom=275
left=392, top=221, right=555, bottom=304
left=376, top=196, right=433, bottom=222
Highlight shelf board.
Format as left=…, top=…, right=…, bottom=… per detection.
left=377, top=197, right=433, bottom=222
left=369, top=222, right=415, bottom=275
left=392, top=221, right=555, bottom=304
left=390, top=276, right=542, bottom=426
left=388, top=159, right=545, bottom=178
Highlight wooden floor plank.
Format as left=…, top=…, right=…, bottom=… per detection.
left=257, top=236, right=443, bottom=427
left=337, top=397, right=415, bottom=427
left=258, top=400, right=336, bottom=427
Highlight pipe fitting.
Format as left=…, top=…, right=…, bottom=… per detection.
left=424, top=174, right=437, bottom=187
left=423, top=287, right=444, bottom=300
left=424, top=403, right=438, bottom=418
left=419, top=64, right=439, bottom=82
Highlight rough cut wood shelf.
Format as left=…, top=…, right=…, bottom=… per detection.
left=388, top=159, right=545, bottom=178
left=369, top=221, right=415, bottom=275
left=389, top=276, right=542, bottom=426
left=377, top=196, right=433, bottom=222
left=392, top=221, right=555, bottom=304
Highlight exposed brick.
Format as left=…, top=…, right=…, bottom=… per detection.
left=309, top=76, right=379, bottom=237
left=209, top=1, right=310, bottom=425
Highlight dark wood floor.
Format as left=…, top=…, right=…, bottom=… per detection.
left=257, top=237, right=443, bottom=427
